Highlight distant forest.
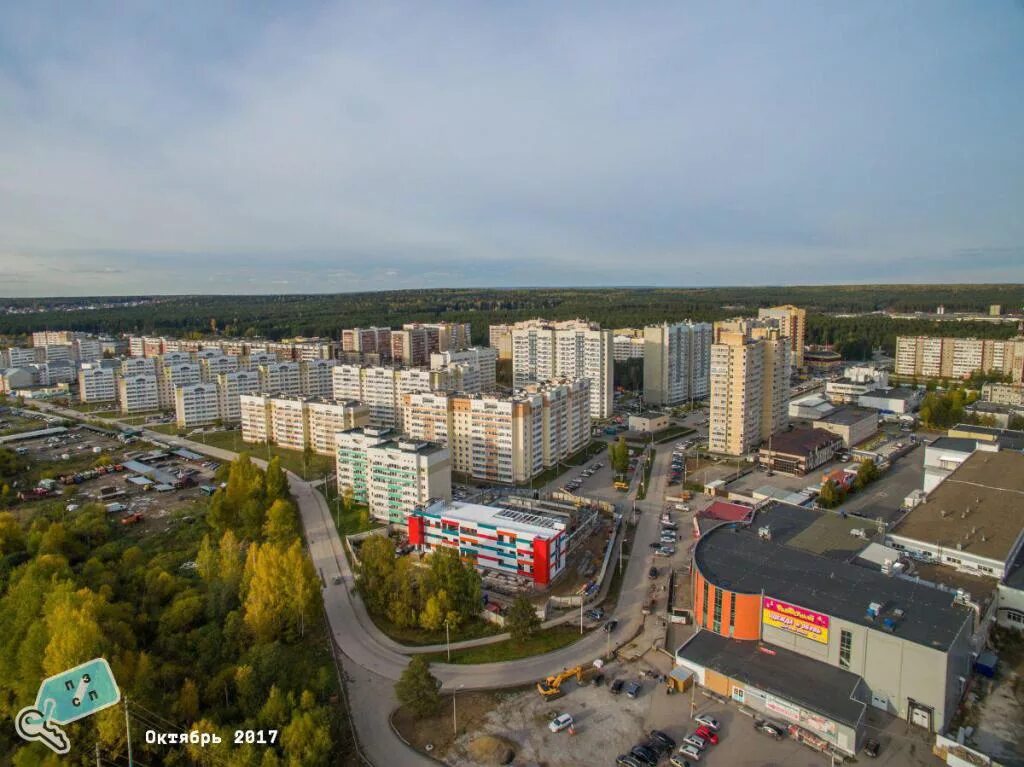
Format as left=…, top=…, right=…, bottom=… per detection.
left=1, top=285, right=1021, bottom=357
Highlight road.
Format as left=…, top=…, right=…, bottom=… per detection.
left=32, top=402, right=676, bottom=765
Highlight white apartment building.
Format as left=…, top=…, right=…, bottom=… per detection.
left=175, top=383, right=221, bottom=428
left=643, top=322, right=712, bottom=406
left=120, top=357, right=155, bottom=377
left=6, top=347, right=41, bottom=367
left=331, top=365, right=445, bottom=429
left=299, top=359, right=337, bottom=398
left=983, top=382, right=1024, bottom=407
left=336, top=427, right=452, bottom=525
left=217, top=370, right=262, bottom=423
left=32, top=330, right=78, bottom=346
left=156, top=361, right=201, bottom=409
left=342, top=327, right=392, bottom=358
left=118, top=374, right=159, bottom=413
left=510, top=319, right=613, bottom=419
left=431, top=347, right=498, bottom=391
left=709, top=319, right=792, bottom=456
left=613, top=332, right=646, bottom=361
left=78, top=364, right=116, bottom=403
left=72, top=338, right=103, bottom=363
left=239, top=394, right=370, bottom=455
left=199, top=354, right=239, bottom=381
left=244, top=351, right=276, bottom=369
left=403, top=378, right=591, bottom=484
left=258, top=362, right=301, bottom=396
left=895, top=336, right=1024, bottom=382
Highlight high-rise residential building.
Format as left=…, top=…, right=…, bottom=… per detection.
left=217, top=370, right=262, bottom=423
left=72, top=338, right=103, bottom=363
left=510, top=319, right=613, bottom=419
left=77, top=364, right=116, bottom=403
left=199, top=354, right=239, bottom=382
left=895, top=336, right=1024, bottom=382
left=709, top=319, right=791, bottom=456
left=430, top=347, right=498, bottom=391
left=118, top=374, right=159, bottom=413
left=120, top=357, right=155, bottom=377
left=299, top=359, right=337, bottom=398
left=4, top=347, right=40, bottom=367
left=258, top=362, right=301, bottom=396
left=341, top=327, right=392, bottom=360
left=403, top=378, right=591, bottom=484
left=41, top=345, right=73, bottom=364
left=390, top=327, right=432, bottom=366
left=175, top=383, right=221, bottom=428
left=757, top=305, right=806, bottom=369
left=643, top=322, right=712, bottom=406
left=981, top=382, right=1024, bottom=407
left=32, top=330, right=79, bottom=346
left=239, top=394, right=370, bottom=455
left=488, top=324, right=513, bottom=360
left=155, top=360, right=201, bottom=409
left=331, top=365, right=449, bottom=429
left=336, top=427, right=452, bottom=525
left=613, top=331, right=646, bottom=362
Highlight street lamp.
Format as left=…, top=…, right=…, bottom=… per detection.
left=445, top=618, right=452, bottom=662
left=452, top=684, right=464, bottom=736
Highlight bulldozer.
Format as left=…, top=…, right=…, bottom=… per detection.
left=536, top=666, right=584, bottom=699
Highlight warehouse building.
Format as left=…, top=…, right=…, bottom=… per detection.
left=813, top=406, right=878, bottom=448
left=857, top=387, right=922, bottom=416
left=680, top=502, right=976, bottom=754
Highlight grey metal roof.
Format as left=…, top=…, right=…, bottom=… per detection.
left=693, top=503, right=974, bottom=651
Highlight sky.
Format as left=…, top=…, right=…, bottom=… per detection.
left=1, top=1, right=1023, bottom=296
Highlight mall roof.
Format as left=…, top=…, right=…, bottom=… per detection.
left=891, top=450, right=1024, bottom=563
left=861, top=387, right=919, bottom=401
left=694, top=503, right=974, bottom=650
left=677, top=631, right=866, bottom=728
left=415, top=500, right=566, bottom=537
left=815, top=407, right=878, bottom=426
left=762, top=428, right=842, bottom=456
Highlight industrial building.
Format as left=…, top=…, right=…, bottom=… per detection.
left=857, top=387, right=922, bottom=416
left=812, top=406, right=878, bottom=448
left=407, top=499, right=567, bottom=586
left=681, top=502, right=976, bottom=755
left=757, top=428, right=842, bottom=476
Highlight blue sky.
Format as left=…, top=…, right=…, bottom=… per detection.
left=1, top=1, right=1022, bottom=296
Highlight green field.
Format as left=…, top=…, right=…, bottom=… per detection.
left=195, top=429, right=334, bottom=477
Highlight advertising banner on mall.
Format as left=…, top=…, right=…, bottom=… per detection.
left=762, top=596, right=830, bottom=644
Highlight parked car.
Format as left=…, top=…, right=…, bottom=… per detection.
left=683, top=733, right=707, bottom=751
left=694, top=726, right=718, bottom=745
left=656, top=546, right=676, bottom=556
left=649, top=730, right=676, bottom=752
left=548, top=713, right=574, bottom=733
left=669, top=755, right=692, bottom=767
left=616, top=756, right=645, bottom=767
left=693, top=714, right=719, bottom=731
left=609, top=678, right=625, bottom=695
left=754, top=720, right=785, bottom=739
left=629, top=744, right=659, bottom=766
left=624, top=680, right=641, bottom=699
left=585, top=608, right=605, bottom=621
left=678, top=744, right=701, bottom=761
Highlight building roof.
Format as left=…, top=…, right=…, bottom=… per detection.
left=785, top=512, right=880, bottom=560
left=949, top=424, right=1024, bottom=452
left=815, top=406, right=878, bottom=426
left=761, top=428, right=841, bottom=457
left=927, top=437, right=979, bottom=454
left=416, top=500, right=565, bottom=537
left=891, top=450, right=1024, bottom=563
left=700, top=500, right=754, bottom=523
left=694, top=503, right=974, bottom=650
left=861, top=387, right=920, bottom=402
left=677, top=631, right=866, bottom=728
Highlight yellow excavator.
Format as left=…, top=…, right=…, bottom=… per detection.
left=537, top=666, right=584, bottom=699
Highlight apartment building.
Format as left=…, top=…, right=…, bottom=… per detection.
left=403, top=378, right=591, bottom=484
left=72, top=338, right=103, bottom=363
left=757, top=304, right=807, bottom=369
left=402, top=322, right=471, bottom=354
left=217, top=370, right=262, bottom=423
left=895, top=336, right=1024, bottom=382
left=77, top=364, right=116, bottom=403
left=407, top=499, right=567, bottom=586
left=430, top=347, right=498, bottom=391
left=118, top=374, right=159, bottom=413
left=258, top=362, right=301, bottom=396
left=341, top=327, right=392, bottom=360
left=336, top=427, right=452, bottom=525
left=155, top=361, right=201, bottom=409
left=643, top=322, right=712, bottom=406
left=983, top=382, right=1024, bottom=407
left=613, top=330, right=646, bottom=362
left=488, top=324, right=513, bottom=360
left=239, top=394, right=370, bottom=454
left=709, top=319, right=792, bottom=456
left=510, top=319, right=613, bottom=419
left=390, top=327, right=433, bottom=366
left=199, top=354, right=239, bottom=381
left=32, top=330, right=79, bottom=346
left=120, top=356, right=155, bottom=377
left=299, top=359, right=337, bottom=398
left=331, top=365, right=445, bottom=429
left=175, top=383, right=221, bottom=428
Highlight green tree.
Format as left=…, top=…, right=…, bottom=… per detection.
left=818, top=479, right=845, bottom=509
left=419, top=591, right=449, bottom=631
left=263, top=498, right=299, bottom=545
left=356, top=535, right=397, bottom=615
left=280, top=704, right=333, bottom=767
left=265, top=455, right=288, bottom=501
left=1009, top=414, right=1024, bottom=431
left=386, top=557, right=419, bottom=629
left=427, top=547, right=481, bottom=623
left=395, top=656, right=441, bottom=716
left=506, top=594, right=542, bottom=642
left=176, top=678, right=200, bottom=722
left=853, top=459, right=880, bottom=491
left=0, top=511, right=25, bottom=555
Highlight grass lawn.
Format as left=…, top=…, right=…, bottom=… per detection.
left=370, top=613, right=504, bottom=648
left=527, top=440, right=608, bottom=487
left=147, top=423, right=180, bottom=435
left=195, top=429, right=334, bottom=478
left=318, top=481, right=382, bottom=536
left=422, top=625, right=586, bottom=664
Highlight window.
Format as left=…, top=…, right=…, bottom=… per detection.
left=729, top=594, right=737, bottom=636
left=712, top=589, right=723, bottom=634
left=839, top=629, right=853, bottom=669
left=1006, top=610, right=1024, bottom=626
left=702, top=581, right=709, bottom=626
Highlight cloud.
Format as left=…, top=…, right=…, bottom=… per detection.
left=0, top=2, right=1023, bottom=296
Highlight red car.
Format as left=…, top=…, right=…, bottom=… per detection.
left=695, top=726, right=719, bottom=745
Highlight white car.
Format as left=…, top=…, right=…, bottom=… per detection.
left=693, top=714, right=720, bottom=731
left=678, top=744, right=701, bottom=761
left=549, top=713, right=574, bottom=733
left=683, top=733, right=707, bottom=751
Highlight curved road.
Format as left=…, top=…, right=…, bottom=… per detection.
left=34, top=404, right=671, bottom=765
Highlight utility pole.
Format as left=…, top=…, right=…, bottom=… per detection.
left=445, top=619, right=452, bottom=662
left=579, top=599, right=584, bottom=635
left=124, top=697, right=133, bottom=767
left=95, top=743, right=101, bottom=767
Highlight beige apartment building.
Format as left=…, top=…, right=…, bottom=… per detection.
left=757, top=305, right=807, bottom=369
left=239, top=394, right=369, bottom=455
left=895, top=336, right=1024, bottom=382
left=403, top=378, right=591, bottom=484
left=709, top=319, right=791, bottom=456
left=78, top=364, right=116, bottom=403
left=175, top=383, right=221, bottom=428
left=331, top=365, right=453, bottom=429
left=488, top=324, right=513, bottom=360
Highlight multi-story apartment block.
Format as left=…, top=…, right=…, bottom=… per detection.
left=403, top=378, right=591, bottom=484
left=244, top=351, right=276, bottom=369
left=406, top=322, right=471, bottom=352
left=120, top=357, right=155, bottom=377
left=175, top=383, right=221, bottom=428
left=709, top=319, right=791, bottom=456
left=239, top=394, right=370, bottom=454
left=217, top=370, right=262, bottom=423
left=118, top=374, right=159, bottom=413
left=160, top=351, right=192, bottom=366
left=77, top=363, right=116, bottom=403
left=488, top=324, right=513, bottom=360
left=32, top=330, right=79, bottom=346
left=613, top=330, right=646, bottom=361
left=128, top=336, right=146, bottom=357
left=336, top=427, right=452, bottom=525
left=757, top=305, right=807, bottom=369
left=982, top=382, right=1024, bottom=407
left=895, top=336, right=1024, bottom=382
left=390, top=327, right=433, bottom=366
left=643, top=322, right=712, bottom=406
left=341, top=327, right=392, bottom=360
left=331, top=365, right=444, bottom=429
left=258, top=362, right=301, bottom=396
left=430, top=347, right=498, bottom=391
left=155, top=361, right=201, bottom=409
left=407, top=499, right=567, bottom=586
left=72, top=338, right=103, bottom=363
left=299, top=359, right=337, bottom=398
left=510, top=319, right=613, bottom=419
left=199, top=354, right=239, bottom=382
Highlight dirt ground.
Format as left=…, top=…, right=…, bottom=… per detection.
left=392, top=690, right=514, bottom=761
left=956, top=628, right=1024, bottom=764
